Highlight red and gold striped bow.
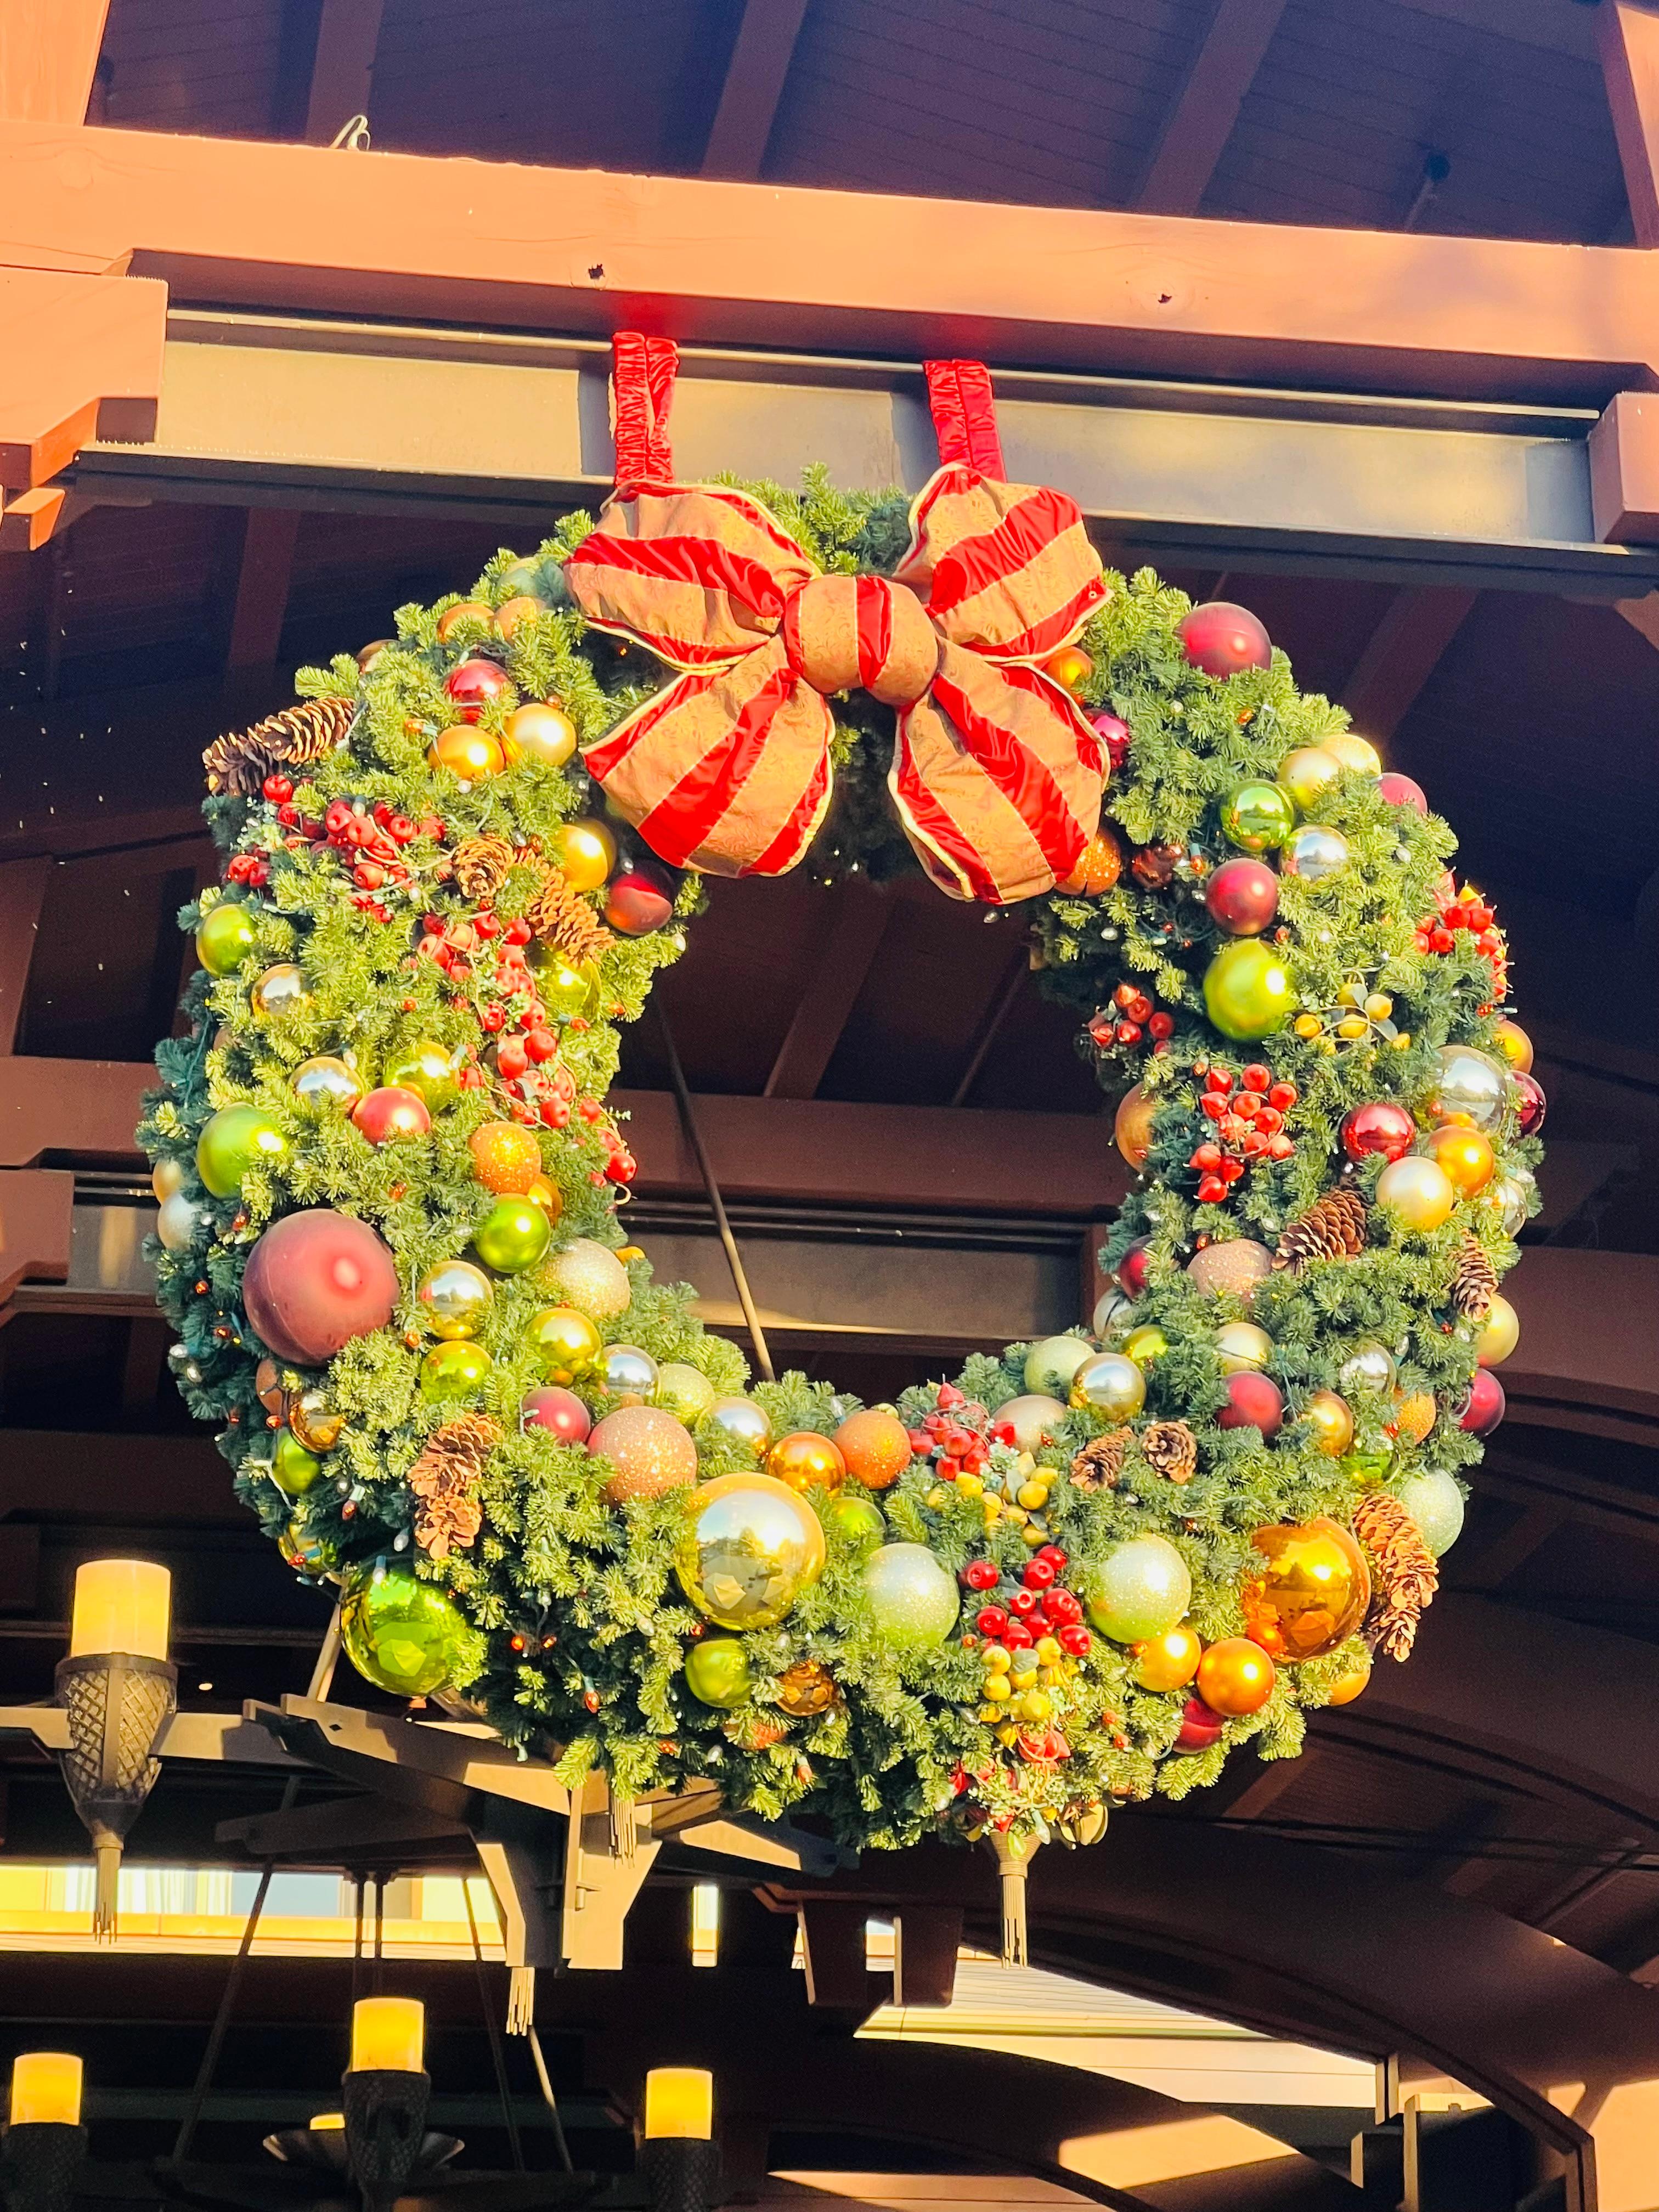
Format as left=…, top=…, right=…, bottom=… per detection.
left=566, top=358, right=1110, bottom=905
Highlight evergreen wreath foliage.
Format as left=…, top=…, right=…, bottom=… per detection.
left=139, top=470, right=1538, bottom=1853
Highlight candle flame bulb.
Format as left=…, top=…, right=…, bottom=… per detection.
left=69, top=1561, right=171, bottom=1660
left=10, top=2053, right=83, bottom=2126
left=644, top=2068, right=713, bottom=2140
left=309, top=2114, right=345, bottom=2132
left=349, top=1996, right=425, bottom=2074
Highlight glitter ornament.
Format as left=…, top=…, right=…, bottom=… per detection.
left=544, top=1238, right=632, bottom=1320
left=242, top=1210, right=398, bottom=1363
left=1057, top=830, right=1122, bottom=896
left=684, top=1637, right=752, bottom=1708
left=708, top=1397, right=771, bottom=1451
left=417, top=1259, right=495, bottom=1339
left=656, top=1363, right=718, bottom=1425
left=292, top=1056, right=363, bottom=1111
left=589, top=1404, right=697, bottom=1502
left=521, top=1386, right=592, bottom=1444
left=677, top=1473, right=827, bottom=1629
left=769, top=1431, right=847, bottom=1493
left=527, top=1305, right=604, bottom=1384
left=474, top=1196, right=552, bottom=1274
left=1086, top=1536, right=1191, bottom=1644
left=341, top=1562, right=470, bottom=1697
left=1070, top=1352, right=1146, bottom=1424
left=993, top=1395, right=1068, bottom=1452
left=197, top=1104, right=287, bottom=1197
left=1186, top=1239, right=1273, bottom=1301
left=1393, top=1470, right=1464, bottom=1556
left=469, top=1121, right=543, bottom=1194
left=862, top=1543, right=960, bottom=1651
left=420, top=1340, right=493, bottom=1401
left=832, top=1409, right=912, bottom=1490
left=196, top=902, right=257, bottom=975
left=1024, top=1335, right=1094, bottom=1399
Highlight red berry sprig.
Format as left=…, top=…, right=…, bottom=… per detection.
left=1089, top=980, right=1177, bottom=1056
left=1189, top=1063, right=1297, bottom=1203
left=906, top=1379, right=992, bottom=1477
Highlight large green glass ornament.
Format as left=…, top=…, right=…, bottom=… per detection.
left=473, top=1197, right=552, bottom=1274
left=272, top=1427, right=322, bottom=1497
left=278, top=1519, right=336, bottom=1580
left=684, top=1637, right=752, bottom=1708
left=824, top=1492, right=887, bottom=1553
left=420, top=1339, right=493, bottom=1400
left=1085, top=1534, right=1192, bottom=1643
left=1392, top=1469, right=1464, bottom=1557
left=341, top=1562, right=470, bottom=1697
left=196, top=1104, right=288, bottom=1197
left=196, top=901, right=257, bottom=975
left=1203, top=940, right=1294, bottom=1040
left=385, top=1041, right=462, bottom=1110
left=531, top=948, right=599, bottom=1023
left=676, top=1472, right=826, bottom=1629
left=863, top=1542, right=960, bottom=1650
left=1219, top=781, right=1295, bottom=853
left=1023, top=1334, right=1094, bottom=1399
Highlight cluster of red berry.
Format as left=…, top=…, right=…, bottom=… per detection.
left=1088, top=980, right=1178, bottom=1055
left=1189, top=1063, right=1298, bottom=1202
left=962, top=1553, right=1092, bottom=1662
left=263, top=776, right=439, bottom=921
left=905, top=1379, right=991, bottom=1475
left=1415, top=881, right=1506, bottom=1002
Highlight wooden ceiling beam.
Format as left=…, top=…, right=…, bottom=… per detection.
left=761, top=885, right=890, bottom=1101
left=1599, top=0, right=1659, bottom=250
left=701, top=0, right=809, bottom=180
left=0, top=0, right=110, bottom=126
left=1136, top=0, right=1288, bottom=216
left=226, top=508, right=302, bottom=670
left=1339, top=586, right=1478, bottom=741
left=0, top=266, right=165, bottom=494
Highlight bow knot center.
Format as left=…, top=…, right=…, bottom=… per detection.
left=781, top=574, right=940, bottom=708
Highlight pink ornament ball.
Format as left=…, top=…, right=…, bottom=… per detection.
left=1088, top=710, right=1132, bottom=772
left=1459, top=1369, right=1506, bottom=1437
left=1378, top=772, right=1429, bottom=813
left=1514, top=1071, right=1547, bottom=1135
left=1216, top=1369, right=1284, bottom=1438
left=522, top=1386, right=592, bottom=1445
left=242, top=1209, right=399, bottom=1365
left=1177, top=602, right=1272, bottom=680
left=588, top=1405, right=698, bottom=1502
left=1116, top=1239, right=1152, bottom=1297
left=1205, top=857, right=1279, bottom=937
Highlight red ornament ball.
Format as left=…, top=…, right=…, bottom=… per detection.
left=1459, top=1369, right=1506, bottom=1437
left=1340, top=1101, right=1417, bottom=1164
left=1173, top=1696, right=1225, bottom=1754
left=521, top=1386, right=593, bottom=1445
left=1088, top=710, right=1132, bottom=772
left=1514, top=1071, right=1547, bottom=1135
left=444, top=657, right=512, bottom=723
left=605, top=864, right=675, bottom=936
left=353, top=1085, right=431, bottom=1144
left=1116, top=1239, right=1152, bottom=1297
left=1378, top=771, right=1429, bottom=813
left=1204, top=857, right=1278, bottom=937
left=1177, top=602, right=1272, bottom=680
left=1217, top=1370, right=1284, bottom=1438
left=242, top=1209, right=399, bottom=1365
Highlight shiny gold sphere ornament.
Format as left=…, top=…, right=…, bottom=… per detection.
left=420, top=1339, right=493, bottom=1400
left=1340, top=1340, right=1397, bottom=1396
left=1122, top=1324, right=1169, bottom=1368
left=708, top=1396, right=772, bottom=1451
left=525, top=1174, right=563, bottom=1218
left=544, top=1237, right=633, bottom=1320
left=152, top=1156, right=185, bottom=1202
left=1198, top=1637, right=1277, bottom=1716
left=428, top=727, right=507, bottom=781
left=1086, top=1535, right=1191, bottom=1643
left=1114, top=1084, right=1156, bottom=1169
left=1024, top=1334, right=1096, bottom=1399
left=289, top=1388, right=344, bottom=1453
left=588, top=1404, right=697, bottom=1502
left=1425, top=1122, right=1495, bottom=1198
left=1203, top=939, right=1294, bottom=1041
left=1475, top=1293, right=1519, bottom=1367
left=1043, top=641, right=1093, bottom=693
left=656, top=1362, right=717, bottom=1426
left=1219, top=781, right=1295, bottom=853
left=1131, top=1623, right=1203, bottom=1692
left=776, top=1658, right=839, bottom=1717
left=1327, top=1652, right=1372, bottom=1706
left=1282, top=826, right=1348, bottom=882
left=1492, top=1018, right=1534, bottom=1074
left=1070, top=1351, right=1147, bottom=1424
left=473, top=1195, right=552, bottom=1274
left=1323, top=731, right=1382, bottom=777
left=554, top=817, right=618, bottom=894
left=469, top=1120, right=543, bottom=1195
left=862, top=1542, right=961, bottom=1650
left=1302, top=1389, right=1355, bottom=1455
left=385, top=1041, right=462, bottom=1112
left=768, top=1431, right=847, bottom=1493
left=1243, top=1517, right=1370, bottom=1662
left=1216, top=1321, right=1273, bottom=1374
left=1186, top=1238, right=1274, bottom=1302
left=600, top=1343, right=658, bottom=1404
left=1375, top=1154, right=1457, bottom=1232
left=196, top=901, right=257, bottom=975
left=676, top=1472, right=827, bottom=1630
left=528, top=1304, right=604, bottom=1384
left=1427, top=1044, right=1509, bottom=1134
left=251, top=962, right=307, bottom=1018
left=417, top=1259, right=495, bottom=1340
left=291, top=1055, right=363, bottom=1111
left=504, top=700, right=578, bottom=769
left=1277, top=746, right=1342, bottom=810
left=271, top=1427, right=323, bottom=1498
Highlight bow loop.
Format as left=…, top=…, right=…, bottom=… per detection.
left=897, top=465, right=1108, bottom=665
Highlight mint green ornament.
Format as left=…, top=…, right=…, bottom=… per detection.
left=1392, top=1469, right=1464, bottom=1557
left=1023, top=1334, right=1094, bottom=1399
left=1203, top=940, right=1294, bottom=1041
left=341, top=1562, right=470, bottom=1697
left=1220, top=781, right=1295, bottom=853
left=1085, top=1535, right=1192, bottom=1644
left=862, top=1542, right=959, bottom=1651
left=685, top=1637, right=752, bottom=1708
left=196, top=1103, right=288, bottom=1197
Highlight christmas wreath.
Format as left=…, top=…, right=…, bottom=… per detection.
left=140, top=345, right=1539, bottom=1933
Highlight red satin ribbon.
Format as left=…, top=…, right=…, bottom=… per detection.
left=923, top=359, right=1006, bottom=479
left=611, top=331, right=679, bottom=492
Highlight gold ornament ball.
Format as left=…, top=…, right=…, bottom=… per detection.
left=1302, top=1388, right=1355, bottom=1456
left=528, top=1304, right=604, bottom=1384
left=832, top=1408, right=912, bottom=1491
left=1327, top=1652, right=1372, bottom=1706
left=1131, top=1623, right=1202, bottom=1693
left=428, top=727, right=507, bottom=781
left=1487, top=1172, right=1532, bottom=1237
left=555, top=818, right=618, bottom=894
left=1425, top=1122, right=1495, bottom=1198
left=1324, top=731, right=1382, bottom=777
left=289, top=1388, right=344, bottom=1453
left=1376, top=1154, right=1457, bottom=1232
left=417, top=1258, right=495, bottom=1340
left=292, top=1055, right=363, bottom=1111
left=1114, top=1084, right=1156, bottom=1170
left=656, top=1362, right=717, bottom=1425
left=1475, top=1293, right=1519, bottom=1367
left=1216, top=1321, right=1273, bottom=1374
left=1122, top=1324, right=1169, bottom=1368
left=1186, top=1238, right=1274, bottom=1302
left=544, top=1237, right=633, bottom=1320
left=676, top=1472, right=827, bottom=1629
left=709, top=1396, right=772, bottom=1451
left=152, top=1156, right=185, bottom=1202
left=469, top=1120, right=543, bottom=1195
left=526, top=1174, right=563, bottom=1220
left=420, top=1339, right=493, bottom=1401
left=1492, top=1018, right=1534, bottom=1074
left=196, top=901, right=257, bottom=976
left=600, top=1342, right=658, bottom=1404
left=1277, top=746, right=1342, bottom=810
left=1243, top=1517, right=1370, bottom=1662
left=1044, top=642, right=1093, bottom=693
left=768, top=1431, right=847, bottom=1493
left=776, top=1657, right=839, bottom=1718
left=1340, top=1340, right=1397, bottom=1396
left=251, top=962, right=308, bottom=1017
left=385, top=1040, right=462, bottom=1112
left=588, top=1404, right=697, bottom=1502
left=1196, top=1637, right=1277, bottom=1716
left=1070, top=1351, right=1146, bottom=1424
left=504, top=701, right=578, bottom=769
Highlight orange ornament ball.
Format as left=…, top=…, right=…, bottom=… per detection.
left=469, top=1120, right=542, bottom=1195
left=436, top=600, right=492, bottom=641
left=1131, top=1623, right=1202, bottom=1693
left=1195, top=1637, right=1277, bottom=1717
left=1425, top=1121, right=1496, bottom=1198
left=555, top=818, right=618, bottom=894
left=1114, top=1083, right=1156, bottom=1170
left=1058, top=829, right=1123, bottom=896
left=1492, top=1018, right=1533, bottom=1074
left=768, top=1430, right=847, bottom=1494
left=1327, top=1652, right=1372, bottom=1706
left=1043, top=643, right=1093, bottom=695
left=832, top=1409, right=912, bottom=1492
left=428, top=727, right=507, bottom=780
left=493, top=595, right=544, bottom=640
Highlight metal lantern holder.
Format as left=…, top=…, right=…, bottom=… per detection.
left=340, top=2071, right=433, bottom=2212
left=0, top=2124, right=89, bottom=2212
left=640, top=2140, right=723, bottom=2212
left=53, top=1651, right=178, bottom=1940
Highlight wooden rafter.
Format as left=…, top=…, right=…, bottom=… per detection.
left=1339, top=587, right=1478, bottom=741
left=0, top=0, right=110, bottom=126
left=1599, top=0, right=1659, bottom=250
left=1136, top=0, right=1288, bottom=216
left=702, top=0, right=810, bottom=180
left=761, top=884, right=891, bottom=1100
left=227, top=509, right=302, bottom=669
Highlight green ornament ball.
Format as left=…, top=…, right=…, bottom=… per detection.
left=341, top=1562, right=470, bottom=1697
left=824, top=1492, right=887, bottom=1553
left=473, top=1195, right=552, bottom=1274
left=271, top=1427, right=322, bottom=1497
left=196, top=901, right=257, bottom=975
left=656, top=1362, right=717, bottom=1425
left=862, top=1542, right=960, bottom=1651
left=420, top=1339, right=493, bottom=1401
left=1085, top=1534, right=1192, bottom=1644
left=1220, top=781, right=1295, bottom=853
left=196, top=1103, right=288, bottom=1198
left=1203, top=939, right=1295, bottom=1041
left=684, top=1637, right=753, bottom=1709
left=1392, top=1469, right=1464, bottom=1557
left=529, top=948, right=599, bottom=1023
left=385, top=1041, right=462, bottom=1111
left=1024, top=1334, right=1094, bottom=1399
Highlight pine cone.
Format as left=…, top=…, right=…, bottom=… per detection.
left=1451, top=1233, right=1497, bottom=1323
left=1274, top=1186, right=1368, bottom=1272
left=202, top=698, right=356, bottom=797
left=453, top=834, right=516, bottom=905
left=524, top=866, right=614, bottom=967
left=408, top=1413, right=499, bottom=1559
left=1139, top=1419, right=1197, bottom=1485
left=1352, top=1491, right=1438, bottom=1662
left=1070, top=1433, right=1126, bottom=1492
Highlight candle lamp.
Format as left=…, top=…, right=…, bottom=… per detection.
left=640, top=2070, right=720, bottom=2212
left=55, top=1561, right=177, bottom=1939
left=341, top=2000, right=432, bottom=2212
left=3, top=2054, right=87, bottom=2212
